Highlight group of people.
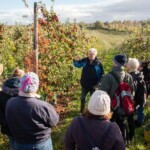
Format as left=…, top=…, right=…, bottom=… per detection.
left=71, top=48, right=150, bottom=149
left=0, top=48, right=149, bottom=150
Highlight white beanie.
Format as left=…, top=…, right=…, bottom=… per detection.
left=88, top=90, right=110, bottom=116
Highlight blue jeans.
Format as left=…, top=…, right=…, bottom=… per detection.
left=137, top=105, right=144, bottom=125
left=15, top=138, right=53, bottom=150
left=80, top=88, right=95, bottom=102
left=8, top=136, right=15, bottom=150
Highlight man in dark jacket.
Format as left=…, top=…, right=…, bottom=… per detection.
left=73, top=48, right=104, bottom=112
left=99, top=54, right=134, bottom=144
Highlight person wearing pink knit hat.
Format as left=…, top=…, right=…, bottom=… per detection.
left=6, top=72, right=59, bottom=150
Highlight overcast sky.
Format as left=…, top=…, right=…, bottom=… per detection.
left=0, top=0, right=149, bottom=25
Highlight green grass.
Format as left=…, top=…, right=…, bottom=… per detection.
left=52, top=88, right=81, bottom=150
left=85, top=29, right=128, bottom=51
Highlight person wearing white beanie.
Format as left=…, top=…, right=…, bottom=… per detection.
left=65, top=90, right=125, bottom=150
left=88, top=90, right=110, bottom=116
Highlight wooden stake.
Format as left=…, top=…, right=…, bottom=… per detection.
left=34, top=2, right=38, bottom=74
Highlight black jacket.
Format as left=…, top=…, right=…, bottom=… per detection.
left=73, top=57, right=104, bottom=90
left=0, top=77, right=20, bottom=135
left=130, top=71, right=147, bottom=106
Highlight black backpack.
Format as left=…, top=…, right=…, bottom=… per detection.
left=134, top=79, right=147, bottom=106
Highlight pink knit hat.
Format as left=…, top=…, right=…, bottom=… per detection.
left=20, top=72, right=39, bottom=93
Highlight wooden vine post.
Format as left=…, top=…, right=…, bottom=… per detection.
left=33, top=2, right=38, bottom=74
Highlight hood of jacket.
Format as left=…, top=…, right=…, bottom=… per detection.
left=130, top=71, right=144, bottom=82
left=2, top=77, right=20, bottom=96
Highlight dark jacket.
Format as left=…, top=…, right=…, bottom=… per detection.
left=0, top=77, right=20, bottom=136
left=142, top=68, right=150, bottom=95
left=130, top=71, right=147, bottom=106
left=5, top=96, right=59, bottom=144
left=73, top=57, right=104, bottom=90
left=65, top=116, right=125, bottom=150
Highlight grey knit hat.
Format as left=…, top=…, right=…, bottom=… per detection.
left=20, top=72, right=39, bottom=93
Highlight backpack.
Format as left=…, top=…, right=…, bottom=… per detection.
left=134, top=79, right=147, bottom=106
left=144, top=69, right=150, bottom=96
left=110, top=72, right=134, bottom=116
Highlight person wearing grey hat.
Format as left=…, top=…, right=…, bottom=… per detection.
left=65, top=90, right=125, bottom=150
left=5, top=72, right=59, bottom=150
left=99, top=54, right=135, bottom=144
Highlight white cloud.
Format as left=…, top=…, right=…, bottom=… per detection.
left=0, top=0, right=149, bottom=24
left=0, top=8, right=33, bottom=25
left=54, top=0, right=150, bottom=22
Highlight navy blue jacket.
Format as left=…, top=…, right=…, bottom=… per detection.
left=73, top=57, right=104, bottom=90
left=5, top=96, right=59, bottom=144
left=65, top=116, right=125, bottom=150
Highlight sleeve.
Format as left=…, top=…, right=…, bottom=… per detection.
left=100, top=63, right=104, bottom=77
left=0, top=106, right=6, bottom=126
left=73, top=58, right=87, bottom=68
left=143, top=81, right=147, bottom=106
left=32, top=102, right=59, bottom=127
left=45, top=103, right=59, bottom=126
left=111, top=124, right=126, bottom=150
left=64, top=119, right=76, bottom=150
left=99, top=74, right=111, bottom=94
left=0, top=95, right=7, bottom=126
left=128, top=75, right=135, bottom=94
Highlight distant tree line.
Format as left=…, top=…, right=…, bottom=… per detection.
left=78, top=20, right=150, bottom=33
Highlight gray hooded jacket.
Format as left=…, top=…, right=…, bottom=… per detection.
left=99, top=66, right=134, bottom=99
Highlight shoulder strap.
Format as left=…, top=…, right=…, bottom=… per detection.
left=78, top=117, right=95, bottom=148
left=100, top=122, right=112, bottom=149
left=110, top=71, right=120, bottom=85
left=110, top=71, right=127, bottom=84
left=77, top=117, right=112, bottom=149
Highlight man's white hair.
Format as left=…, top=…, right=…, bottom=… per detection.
left=88, top=48, right=97, bottom=56
left=127, top=58, right=139, bottom=70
